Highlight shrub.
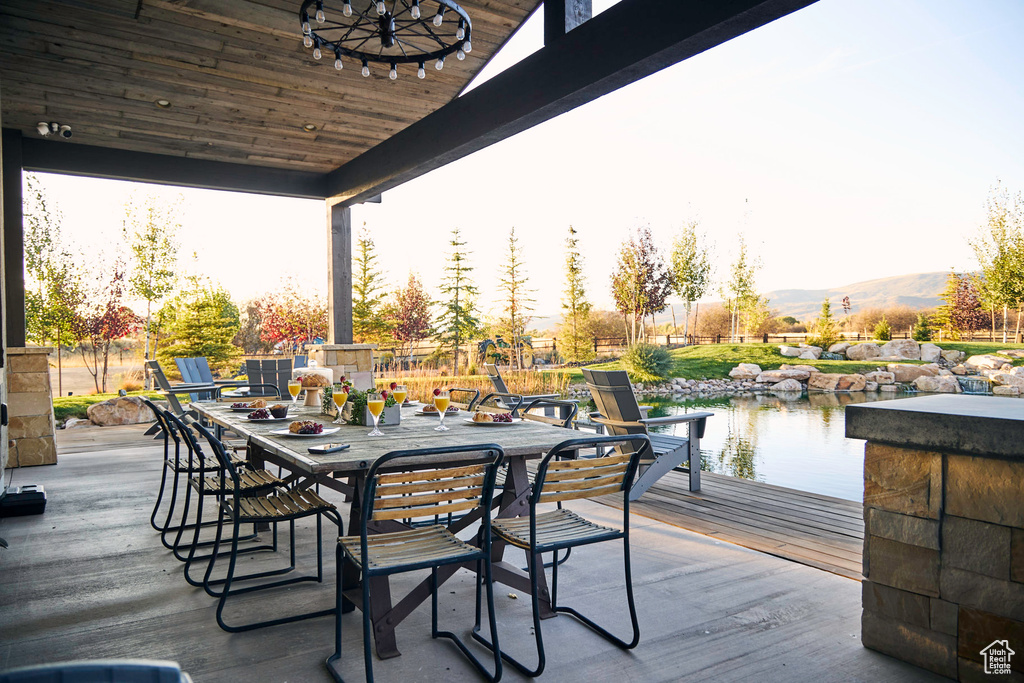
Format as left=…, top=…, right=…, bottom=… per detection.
left=873, top=316, right=892, bottom=341
left=912, top=313, right=933, bottom=342
left=806, top=298, right=844, bottom=350
left=622, top=343, right=673, bottom=382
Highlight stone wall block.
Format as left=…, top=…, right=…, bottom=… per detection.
left=1012, top=529, right=1024, bottom=584
left=867, top=536, right=940, bottom=597
left=861, top=611, right=957, bottom=678
left=7, top=415, right=54, bottom=441
left=942, top=515, right=1012, bottom=580
left=8, top=353, right=49, bottom=373
left=862, top=580, right=930, bottom=628
left=8, top=371, right=51, bottom=394
left=14, top=437, right=57, bottom=466
left=864, top=443, right=941, bottom=519
left=866, top=508, right=940, bottom=550
left=7, top=440, right=19, bottom=468
left=941, top=567, right=1024, bottom=622
left=930, top=598, right=958, bottom=636
left=957, top=606, right=1024, bottom=673
left=947, top=454, right=1024, bottom=529
left=7, top=392, right=54, bottom=418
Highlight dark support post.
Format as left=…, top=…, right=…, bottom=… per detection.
left=2, top=129, right=24, bottom=348
left=544, top=0, right=591, bottom=45
left=327, top=200, right=352, bottom=344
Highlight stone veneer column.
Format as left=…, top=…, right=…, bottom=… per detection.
left=6, top=347, right=56, bottom=467
left=847, top=395, right=1023, bottom=681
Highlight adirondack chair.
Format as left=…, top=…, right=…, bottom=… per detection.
left=582, top=368, right=712, bottom=498
left=483, top=363, right=567, bottom=419
left=244, top=359, right=293, bottom=397
left=177, top=357, right=248, bottom=399
left=144, top=360, right=220, bottom=436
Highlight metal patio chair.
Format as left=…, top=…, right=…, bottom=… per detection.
left=473, top=434, right=649, bottom=677
left=483, top=363, right=562, bottom=417
left=189, top=419, right=343, bottom=632
left=583, top=368, right=713, bottom=497
left=326, top=444, right=505, bottom=683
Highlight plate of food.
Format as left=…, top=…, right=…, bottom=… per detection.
left=465, top=412, right=521, bottom=425
left=400, top=400, right=421, bottom=408
left=415, top=405, right=460, bottom=416
left=245, top=406, right=291, bottom=422
left=269, top=421, right=340, bottom=437
left=230, top=399, right=268, bottom=412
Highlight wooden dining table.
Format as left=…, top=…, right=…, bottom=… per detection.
left=191, top=400, right=576, bottom=659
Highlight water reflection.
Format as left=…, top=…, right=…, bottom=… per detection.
left=580, top=391, right=910, bottom=502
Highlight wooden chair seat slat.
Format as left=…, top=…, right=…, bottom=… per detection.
left=376, top=473, right=486, bottom=496
left=371, top=497, right=481, bottom=521
left=374, top=485, right=485, bottom=510
left=541, top=472, right=626, bottom=493
left=539, top=483, right=623, bottom=504
left=492, top=508, right=621, bottom=550
left=340, top=524, right=480, bottom=571
left=376, top=464, right=486, bottom=485
left=230, top=489, right=335, bottom=521
left=542, top=461, right=629, bottom=482
left=547, top=453, right=631, bottom=471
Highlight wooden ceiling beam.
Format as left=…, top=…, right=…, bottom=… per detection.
left=327, top=0, right=818, bottom=204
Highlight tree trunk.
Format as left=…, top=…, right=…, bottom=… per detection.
left=56, top=329, right=63, bottom=397
left=1003, top=304, right=1009, bottom=343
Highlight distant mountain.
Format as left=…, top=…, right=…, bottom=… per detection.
left=528, top=272, right=950, bottom=334
left=764, top=272, right=948, bottom=321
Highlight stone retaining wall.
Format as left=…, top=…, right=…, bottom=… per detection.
left=6, top=347, right=56, bottom=467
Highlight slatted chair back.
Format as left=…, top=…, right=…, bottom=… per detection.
left=189, top=420, right=243, bottom=494
left=531, top=435, right=648, bottom=512
left=146, top=360, right=174, bottom=393
left=521, top=398, right=578, bottom=428
left=483, top=363, right=510, bottom=395
left=174, top=358, right=203, bottom=402
left=293, top=355, right=308, bottom=369
left=194, top=357, right=216, bottom=383
left=581, top=368, right=650, bottom=459
left=245, top=358, right=293, bottom=397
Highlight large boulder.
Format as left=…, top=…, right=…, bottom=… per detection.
left=998, top=349, right=1024, bottom=359
left=1010, top=366, right=1024, bottom=377
left=780, top=364, right=820, bottom=373
left=864, top=381, right=879, bottom=392
left=879, top=339, right=921, bottom=360
left=887, top=364, right=939, bottom=383
left=729, top=363, right=762, bottom=380
left=919, top=343, right=942, bottom=363
left=756, top=368, right=812, bottom=383
left=798, top=345, right=822, bottom=360
left=847, top=343, right=882, bottom=361
left=913, top=376, right=962, bottom=394
left=993, top=386, right=1021, bottom=397
left=779, top=345, right=803, bottom=358
left=862, top=371, right=896, bottom=385
left=828, top=342, right=852, bottom=356
left=771, top=379, right=803, bottom=392
left=807, top=373, right=866, bottom=392
left=992, top=373, right=1024, bottom=389
left=965, top=354, right=1011, bottom=370
left=86, top=396, right=155, bottom=426
left=941, top=349, right=966, bottom=364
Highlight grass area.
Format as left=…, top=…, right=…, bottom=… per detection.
left=53, top=390, right=163, bottom=422
left=551, top=341, right=1024, bottom=382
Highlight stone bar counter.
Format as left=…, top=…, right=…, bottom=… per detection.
left=307, top=343, right=376, bottom=389
left=846, top=394, right=1023, bottom=681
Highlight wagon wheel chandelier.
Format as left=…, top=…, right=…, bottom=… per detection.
left=299, top=0, right=472, bottom=80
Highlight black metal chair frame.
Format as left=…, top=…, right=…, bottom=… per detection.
left=326, top=444, right=505, bottom=683
left=473, top=392, right=525, bottom=416
left=191, top=419, right=343, bottom=632
left=472, top=434, right=649, bottom=678
left=446, top=387, right=481, bottom=410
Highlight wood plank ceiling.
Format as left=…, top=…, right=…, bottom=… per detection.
left=0, top=0, right=540, bottom=173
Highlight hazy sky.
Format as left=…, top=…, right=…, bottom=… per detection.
left=30, top=0, right=1024, bottom=320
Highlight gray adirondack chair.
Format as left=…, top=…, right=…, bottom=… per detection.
left=582, top=368, right=712, bottom=498
left=483, top=363, right=568, bottom=419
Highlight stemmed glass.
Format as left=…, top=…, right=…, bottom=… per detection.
left=332, top=384, right=348, bottom=424
left=393, top=384, right=408, bottom=406
left=366, top=391, right=385, bottom=437
left=433, top=390, right=450, bottom=432
left=287, top=380, right=302, bottom=405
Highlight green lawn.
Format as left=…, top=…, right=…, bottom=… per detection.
left=53, top=391, right=164, bottom=422
left=549, top=341, right=1024, bottom=382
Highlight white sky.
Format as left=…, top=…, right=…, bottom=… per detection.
left=29, top=0, right=1024, bottom=321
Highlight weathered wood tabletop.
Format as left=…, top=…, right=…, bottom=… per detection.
left=192, top=401, right=572, bottom=474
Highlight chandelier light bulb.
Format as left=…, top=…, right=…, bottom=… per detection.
left=463, top=40, right=471, bottom=53
left=435, top=57, right=444, bottom=70
left=316, top=8, right=325, bottom=22
left=376, top=1, right=386, bottom=15
left=313, top=45, right=322, bottom=60
left=342, top=1, right=352, bottom=16
left=335, top=57, right=344, bottom=70
left=410, top=1, right=420, bottom=19
left=361, top=60, right=370, bottom=77
left=302, top=20, right=311, bottom=34
left=433, top=9, right=444, bottom=26
left=456, top=21, right=465, bottom=40
left=303, top=34, right=313, bottom=48
left=456, top=49, right=465, bottom=60
left=389, top=64, right=398, bottom=80
left=417, top=62, right=425, bottom=78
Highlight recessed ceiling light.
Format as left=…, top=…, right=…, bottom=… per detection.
left=155, top=99, right=171, bottom=109
left=302, top=123, right=318, bottom=132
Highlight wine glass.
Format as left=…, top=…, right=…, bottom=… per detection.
left=366, top=391, right=385, bottom=437
left=332, top=384, right=348, bottom=424
left=287, top=380, right=302, bottom=405
left=433, top=390, right=450, bottom=432
left=393, top=384, right=408, bottom=406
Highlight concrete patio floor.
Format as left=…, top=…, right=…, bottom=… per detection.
left=0, top=425, right=946, bottom=682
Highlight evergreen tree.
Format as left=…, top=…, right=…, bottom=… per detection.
left=911, top=313, right=933, bottom=342
left=808, top=298, right=842, bottom=349
left=434, top=227, right=481, bottom=372
left=669, top=220, right=713, bottom=341
left=873, top=316, right=892, bottom=342
left=561, top=225, right=595, bottom=364
left=352, top=225, right=391, bottom=342
left=157, top=277, right=241, bottom=374
left=497, top=227, right=535, bottom=369
left=123, top=191, right=180, bottom=388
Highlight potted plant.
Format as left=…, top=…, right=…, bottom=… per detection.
left=347, top=388, right=401, bottom=427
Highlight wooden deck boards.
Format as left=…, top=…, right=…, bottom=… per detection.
left=598, top=469, right=865, bottom=580
left=0, top=425, right=935, bottom=683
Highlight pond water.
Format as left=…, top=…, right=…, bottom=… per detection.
left=604, top=392, right=917, bottom=502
